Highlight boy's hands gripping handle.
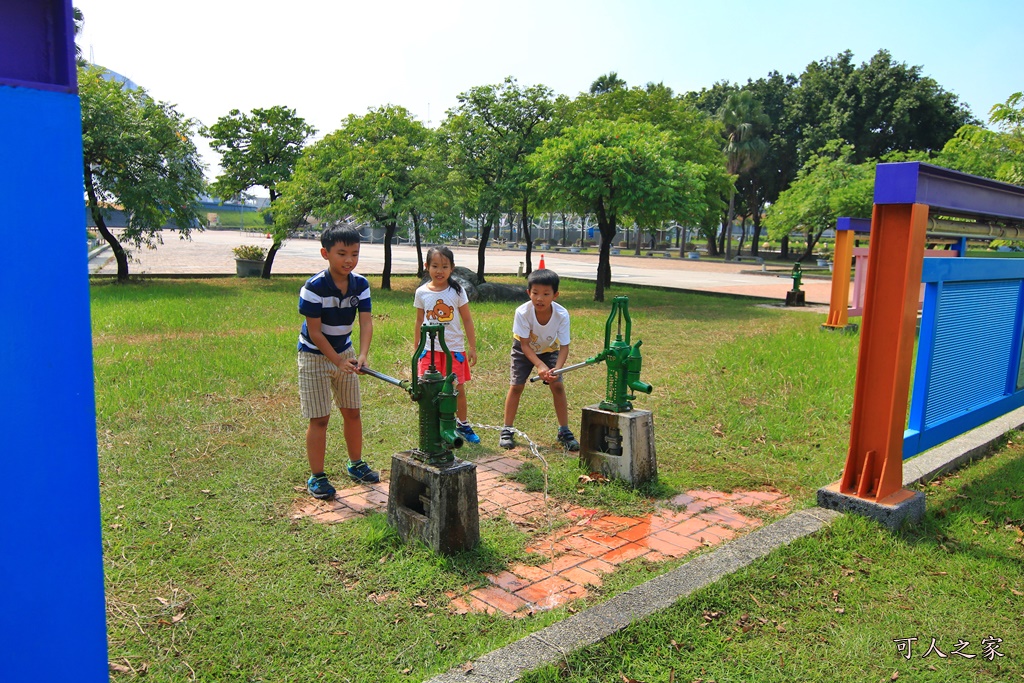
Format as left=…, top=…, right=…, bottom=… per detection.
left=528, top=358, right=597, bottom=383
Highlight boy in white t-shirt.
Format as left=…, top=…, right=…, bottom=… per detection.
left=500, top=269, right=579, bottom=451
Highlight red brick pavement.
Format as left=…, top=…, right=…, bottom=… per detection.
left=289, top=453, right=790, bottom=617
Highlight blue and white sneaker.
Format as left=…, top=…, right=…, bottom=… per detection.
left=347, top=460, right=380, bottom=484
left=456, top=422, right=481, bottom=444
left=307, top=474, right=336, bottom=500
left=557, top=427, right=580, bottom=452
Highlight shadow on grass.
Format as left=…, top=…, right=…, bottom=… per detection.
left=901, top=446, right=1024, bottom=570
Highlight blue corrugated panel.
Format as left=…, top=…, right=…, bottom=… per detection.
left=924, top=281, right=1019, bottom=428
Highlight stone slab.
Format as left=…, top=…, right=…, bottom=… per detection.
left=817, top=483, right=925, bottom=531
left=579, top=406, right=656, bottom=485
left=387, top=451, right=479, bottom=555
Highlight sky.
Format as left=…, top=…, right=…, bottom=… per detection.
left=74, top=0, right=1022, bottom=191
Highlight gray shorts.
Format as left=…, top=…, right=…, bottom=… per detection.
left=510, top=339, right=562, bottom=386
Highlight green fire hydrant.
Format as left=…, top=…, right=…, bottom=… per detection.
left=791, top=262, right=803, bottom=292
left=359, top=323, right=463, bottom=465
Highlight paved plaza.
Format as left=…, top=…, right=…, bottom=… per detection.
left=89, top=229, right=835, bottom=305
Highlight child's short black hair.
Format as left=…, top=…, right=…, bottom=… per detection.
left=321, top=225, right=362, bottom=251
left=527, top=268, right=559, bottom=292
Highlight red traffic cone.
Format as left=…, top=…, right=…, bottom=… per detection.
left=539, top=254, right=546, bottom=269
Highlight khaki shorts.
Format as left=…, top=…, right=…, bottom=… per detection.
left=298, top=349, right=361, bottom=418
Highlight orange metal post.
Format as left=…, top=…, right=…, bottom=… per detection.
left=823, top=230, right=855, bottom=329
left=839, top=203, right=928, bottom=502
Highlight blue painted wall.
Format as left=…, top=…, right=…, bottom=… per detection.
left=0, top=84, right=108, bottom=679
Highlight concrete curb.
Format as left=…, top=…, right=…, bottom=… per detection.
left=424, top=509, right=841, bottom=683
left=902, top=405, right=1024, bottom=487
left=424, top=408, right=1024, bottom=683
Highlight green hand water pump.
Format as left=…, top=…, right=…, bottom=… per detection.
left=529, top=296, right=653, bottom=412
left=359, top=323, right=463, bottom=465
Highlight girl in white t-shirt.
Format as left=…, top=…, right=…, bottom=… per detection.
left=413, top=246, right=480, bottom=443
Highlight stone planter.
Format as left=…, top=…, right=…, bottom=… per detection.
left=816, top=258, right=830, bottom=267
left=569, top=247, right=581, bottom=253
left=610, top=248, right=620, bottom=255
left=687, top=251, right=700, bottom=259
left=235, top=258, right=264, bottom=277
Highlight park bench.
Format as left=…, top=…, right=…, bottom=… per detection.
left=732, top=255, right=765, bottom=265
left=645, top=250, right=674, bottom=258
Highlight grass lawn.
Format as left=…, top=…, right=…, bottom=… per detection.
left=91, top=275, right=1021, bottom=681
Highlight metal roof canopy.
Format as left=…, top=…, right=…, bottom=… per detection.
left=874, top=162, right=1024, bottom=224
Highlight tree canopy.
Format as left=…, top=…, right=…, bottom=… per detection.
left=204, top=106, right=315, bottom=278
left=438, top=77, right=557, bottom=280
left=278, top=105, right=429, bottom=289
left=789, top=49, right=976, bottom=164
left=80, top=64, right=206, bottom=282
left=763, top=142, right=875, bottom=261
left=530, top=118, right=710, bottom=301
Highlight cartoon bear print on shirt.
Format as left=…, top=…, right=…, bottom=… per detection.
left=427, top=299, right=455, bottom=323
left=528, top=331, right=558, bottom=353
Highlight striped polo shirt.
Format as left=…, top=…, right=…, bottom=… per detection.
left=297, top=269, right=372, bottom=354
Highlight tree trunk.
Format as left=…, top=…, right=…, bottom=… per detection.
left=412, top=210, right=424, bottom=277
left=780, top=234, right=790, bottom=260
left=633, top=224, right=641, bottom=256
left=594, top=201, right=616, bottom=302
left=381, top=222, right=397, bottom=289
left=476, top=217, right=493, bottom=283
left=724, top=187, right=736, bottom=260
left=736, top=215, right=748, bottom=256
left=750, top=212, right=763, bottom=258
left=560, top=212, right=567, bottom=246
left=260, top=188, right=281, bottom=279
left=261, top=242, right=280, bottom=279
left=85, top=167, right=131, bottom=282
left=799, top=227, right=825, bottom=262
left=522, top=197, right=532, bottom=276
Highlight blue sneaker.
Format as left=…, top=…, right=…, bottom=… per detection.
left=456, top=422, right=481, bottom=444
left=307, top=474, right=336, bottom=500
left=347, top=460, right=380, bottom=484
left=557, top=427, right=580, bottom=452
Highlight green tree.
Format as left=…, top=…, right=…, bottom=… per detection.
left=932, top=93, right=1024, bottom=186
left=739, top=72, right=800, bottom=258
left=80, top=65, right=206, bottom=283
left=569, top=82, right=728, bottom=256
left=279, top=105, right=429, bottom=289
left=789, top=49, right=975, bottom=165
left=589, top=71, right=627, bottom=95
left=439, top=77, right=556, bottom=280
left=530, top=119, right=709, bottom=301
left=763, top=141, right=875, bottom=262
left=73, top=7, right=86, bottom=65
left=718, top=91, right=769, bottom=260
left=204, top=106, right=315, bottom=278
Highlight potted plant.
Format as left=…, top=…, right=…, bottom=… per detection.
left=233, top=244, right=267, bottom=277
left=815, top=243, right=833, bottom=267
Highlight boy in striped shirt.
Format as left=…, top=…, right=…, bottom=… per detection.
left=297, top=225, right=378, bottom=499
